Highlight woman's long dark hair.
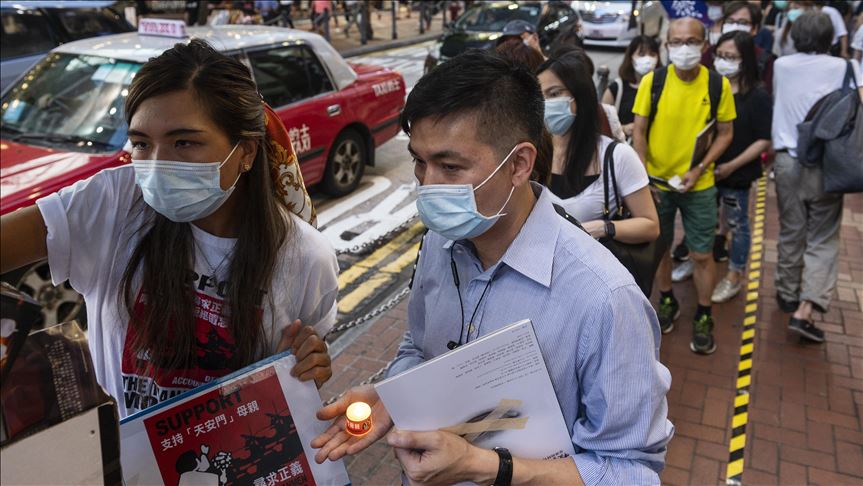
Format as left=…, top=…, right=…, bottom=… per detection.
left=536, top=51, right=601, bottom=194
left=619, top=35, right=662, bottom=85
left=120, top=39, right=291, bottom=372
left=716, top=31, right=760, bottom=95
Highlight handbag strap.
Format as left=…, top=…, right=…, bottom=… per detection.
left=601, top=141, right=622, bottom=221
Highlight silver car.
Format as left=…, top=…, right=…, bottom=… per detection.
left=572, top=0, right=666, bottom=47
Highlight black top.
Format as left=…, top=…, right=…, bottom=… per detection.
left=716, top=86, right=772, bottom=189
left=608, top=79, right=639, bottom=125
left=549, top=173, right=600, bottom=199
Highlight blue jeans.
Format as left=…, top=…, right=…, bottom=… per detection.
left=718, top=186, right=751, bottom=273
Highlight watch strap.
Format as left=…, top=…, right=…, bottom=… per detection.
left=493, top=447, right=513, bottom=486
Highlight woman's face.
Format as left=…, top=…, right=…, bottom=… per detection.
left=537, top=69, right=577, bottom=116
left=716, top=39, right=742, bottom=63
left=128, top=88, right=257, bottom=190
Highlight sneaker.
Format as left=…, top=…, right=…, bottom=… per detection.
left=672, top=242, right=690, bottom=262
left=776, top=292, right=800, bottom=313
left=672, top=260, right=695, bottom=282
left=711, top=278, right=741, bottom=303
left=690, top=314, right=717, bottom=355
left=657, top=296, right=680, bottom=334
left=713, top=235, right=729, bottom=262
left=788, top=317, right=825, bottom=343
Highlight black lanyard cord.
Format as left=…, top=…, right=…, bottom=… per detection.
left=448, top=246, right=495, bottom=350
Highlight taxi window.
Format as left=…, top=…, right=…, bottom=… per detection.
left=0, top=9, right=56, bottom=60
left=248, top=45, right=334, bottom=107
left=53, top=8, right=132, bottom=41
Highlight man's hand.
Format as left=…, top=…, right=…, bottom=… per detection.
left=311, top=385, right=393, bottom=463
left=387, top=429, right=497, bottom=486
left=680, top=166, right=704, bottom=192
left=277, top=320, right=331, bottom=388
left=714, top=163, right=734, bottom=181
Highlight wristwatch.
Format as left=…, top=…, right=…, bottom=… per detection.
left=492, top=447, right=513, bottom=486
left=604, top=220, right=616, bottom=240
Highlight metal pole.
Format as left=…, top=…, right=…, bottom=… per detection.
left=392, top=0, right=397, bottom=39
left=442, top=1, right=447, bottom=28
left=360, top=2, right=369, bottom=45
left=419, top=2, right=424, bottom=34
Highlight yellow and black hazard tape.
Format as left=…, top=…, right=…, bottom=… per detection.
left=725, top=177, right=768, bottom=486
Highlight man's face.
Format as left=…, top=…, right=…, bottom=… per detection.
left=667, top=20, right=707, bottom=54
left=521, top=32, right=541, bottom=53
left=409, top=114, right=516, bottom=217
left=725, top=8, right=757, bottom=36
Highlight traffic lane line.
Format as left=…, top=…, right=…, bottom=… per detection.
left=338, top=240, right=420, bottom=315
left=337, top=221, right=424, bottom=291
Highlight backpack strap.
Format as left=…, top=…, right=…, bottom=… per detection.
left=707, top=69, right=722, bottom=122
left=553, top=203, right=588, bottom=234
left=647, top=67, right=668, bottom=134
left=601, top=141, right=622, bottom=221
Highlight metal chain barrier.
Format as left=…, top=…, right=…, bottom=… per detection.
left=333, top=215, right=419, bottom=256
left=325, top=285, right=411, bottom=339
left=322, top=360, right=393, bottom=406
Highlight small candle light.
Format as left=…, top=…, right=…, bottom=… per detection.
left=345, top=401, right=372, bottom=437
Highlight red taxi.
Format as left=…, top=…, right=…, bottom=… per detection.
left=0, top=20, right=406, bottom=324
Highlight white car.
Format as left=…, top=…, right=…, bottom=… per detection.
left=572, top=0, right=666, bottom=47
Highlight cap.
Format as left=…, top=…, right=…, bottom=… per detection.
left=501, top=20, right=536, bottom=36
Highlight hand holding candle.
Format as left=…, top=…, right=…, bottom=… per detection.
left=345, top=401, right=373, bottom=436
left=311, top=385, right=393, bottom=463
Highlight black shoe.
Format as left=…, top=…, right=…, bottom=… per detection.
left=713, top=235, right=729, bottom=262
left=690, top=313, right=717, bottom=355
left=657, top=296, right=680, bottom=334
left=776, top=293, right=799, bottom=313
left=672, top=242, right=690, bottom=262
left=788, top=317, right=825, bottom=343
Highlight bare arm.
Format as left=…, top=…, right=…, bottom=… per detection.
left=715, top=139, right=771, bottom=177
left=601, top=88, right=614, bottom=105
left=632, top=115, right=649, bottom=165
left=0, top=206, right=48, bottom=274
left=581, top=186, right=659, bottom=244
left=470, top=449, right=586, bottom=486
left=682, top=120, right=733, bottom=191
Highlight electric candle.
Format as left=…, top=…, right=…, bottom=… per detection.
left=345, top=401, right=372, bottom=437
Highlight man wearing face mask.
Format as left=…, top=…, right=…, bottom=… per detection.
left=632, top=17, right=736, bottom=354
left=311, top=50, right=673, bottom=486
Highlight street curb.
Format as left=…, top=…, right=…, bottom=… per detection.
left=340, top=32, right=439, bottom=58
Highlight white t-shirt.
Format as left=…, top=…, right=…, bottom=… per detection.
left=852, top=24, right=863, bottom=53
left=556, top=135, right=649, bottom=222
left=36, top=166, right=339, bottom=418
left=772, top=53, right=862, bottom=156
left=821, top=6, right=848, bottom=45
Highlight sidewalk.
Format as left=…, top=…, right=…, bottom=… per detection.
left=320, top=185, right=863, bottom=485
left=295, top=6, right=443, bottom=57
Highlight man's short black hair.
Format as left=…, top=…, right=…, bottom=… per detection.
left=791, top=11, right=834, bottom=54
left=400, top=49, right=544, bottom=156
left=723, top=1, right=762, bottom=30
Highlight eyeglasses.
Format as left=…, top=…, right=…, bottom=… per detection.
left=667, top=39, right=704, bottom=48
left=725, top=19, right=752, bottom=27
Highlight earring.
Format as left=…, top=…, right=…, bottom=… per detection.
left=243, top=164, right=251, bottom=172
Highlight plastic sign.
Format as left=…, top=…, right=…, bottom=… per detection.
left=138, top=18, right=188, bottom=38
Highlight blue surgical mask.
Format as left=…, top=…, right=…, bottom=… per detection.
left=773, top=0, right=788, bottom=10
left=132, top=143, right=241, bottom=222
left=786, top=8, right=803, bottom=23
left=415, top=145, right=518, bottom=241
left=544, top=97, right=575, bottom=135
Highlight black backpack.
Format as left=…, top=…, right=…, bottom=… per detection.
left=647, top=66, right=723, bottom=133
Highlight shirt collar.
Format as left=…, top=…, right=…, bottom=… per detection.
left=441, top=182, right=559, bottom=288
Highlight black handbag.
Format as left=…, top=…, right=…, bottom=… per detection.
left=600, top=142, right=665, bottom=297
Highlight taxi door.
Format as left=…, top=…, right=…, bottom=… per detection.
left=244, top=43, right=343, bottom=187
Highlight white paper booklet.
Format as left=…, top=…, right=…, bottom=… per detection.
left=120, top=352, right=350, bottom=486
left=375, top=319, right=574, bottom=461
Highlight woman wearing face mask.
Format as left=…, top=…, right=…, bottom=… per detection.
left=537, top=52, right=659, bottom=246
left=710, top=31, right=772, bottom=303
left=602, top=35, right=662, bottom=139
left=774, top=0, right=816, bottom=56
left=0, top=40, right=338, bottom=418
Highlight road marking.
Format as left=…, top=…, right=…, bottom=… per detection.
left=338, top=238, right=421, bottom=315
left=322, top=182, right=418, bottom=253
left=338, top=222, right=425, bottom=290
left=316, top=175, right=392, bottom=227
left=726, top=177, right=768, bottom=486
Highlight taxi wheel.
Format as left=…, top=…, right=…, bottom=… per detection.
left=323, top=129, right=366, bottom=196
left=15, top=261, right=86, bottom=329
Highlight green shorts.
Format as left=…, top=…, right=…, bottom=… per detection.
left=657, top=186, right=718, bottom=254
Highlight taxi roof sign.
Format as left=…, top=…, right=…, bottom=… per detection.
left=138, top=18, right=187, bottom=38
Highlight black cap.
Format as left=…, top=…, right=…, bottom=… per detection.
left=501, top=19, right=536, bottom=36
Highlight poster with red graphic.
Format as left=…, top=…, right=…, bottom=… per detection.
left=120, top=353, right=350, bottom=486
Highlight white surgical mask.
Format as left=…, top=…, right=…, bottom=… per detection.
left=669, top=45, right=702, bottom=71
left=633, top=55, right=658, bottom=75
left=714, top=57, right=741, bottom=77
left=132, top=143, right=241, bottom=222
left=722, top=22, right=751, bottom=34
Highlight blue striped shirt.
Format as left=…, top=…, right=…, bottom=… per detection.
left=388, top=184, right=674, bottom=485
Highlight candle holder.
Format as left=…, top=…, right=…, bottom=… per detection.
left=345, top=402, right=372, bottom=437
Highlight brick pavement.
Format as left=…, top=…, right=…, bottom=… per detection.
left=319, top=185, right=863, bottom=485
